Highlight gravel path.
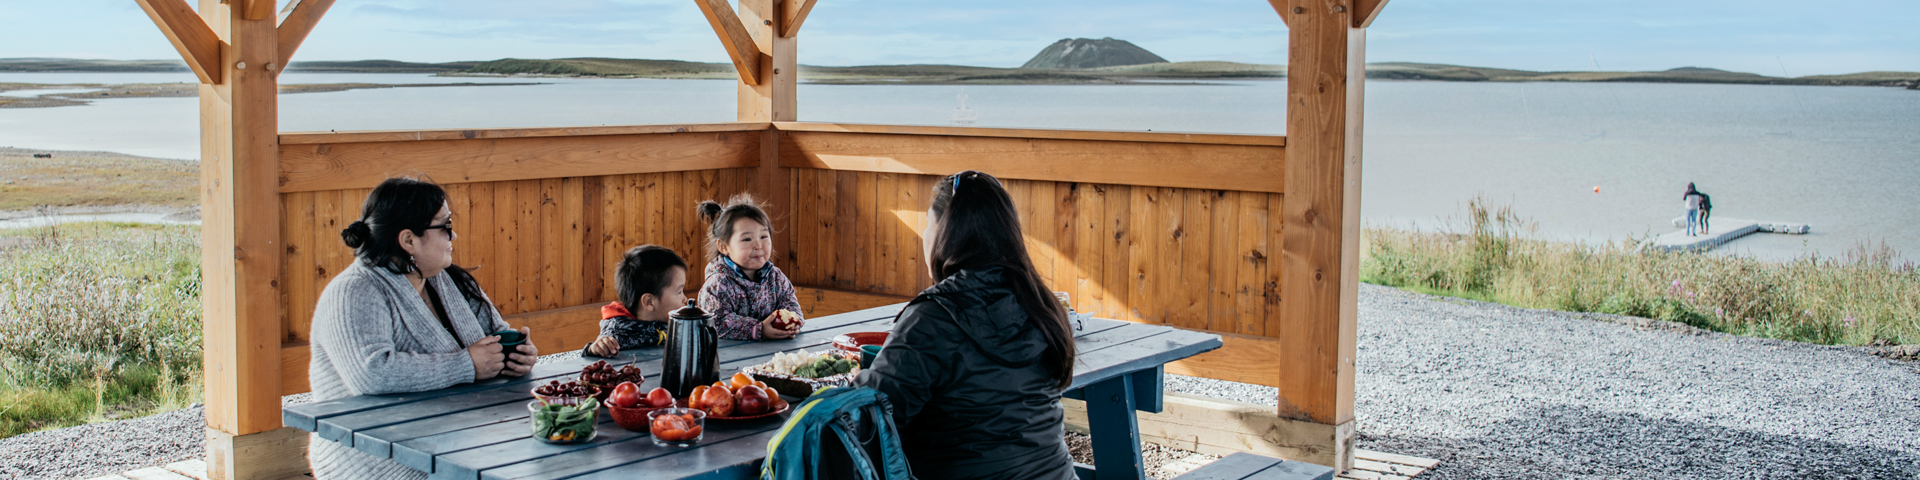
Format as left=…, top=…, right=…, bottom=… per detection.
left=9, top=284, right=1917, bottom=479
left=1168, top=284, right=1920, bottom=479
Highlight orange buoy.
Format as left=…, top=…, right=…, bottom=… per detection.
left=1593, top=186, right=1601, bottom=193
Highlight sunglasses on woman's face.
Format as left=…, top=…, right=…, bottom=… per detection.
left=422, top=223, right=453, bottom=236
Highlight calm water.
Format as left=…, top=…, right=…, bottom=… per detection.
left=1, top=73, right=1915, bottom=261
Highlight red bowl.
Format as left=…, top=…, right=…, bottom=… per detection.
left=608, top=402, right=666, bottom=431
left=831, top=332, right=889, bottom=353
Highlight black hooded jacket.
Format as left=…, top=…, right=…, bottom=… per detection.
left=854, top=267, right=1077, bottom=480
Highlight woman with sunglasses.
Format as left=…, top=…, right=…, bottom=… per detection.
left=306, top=177, right=539, bottom=480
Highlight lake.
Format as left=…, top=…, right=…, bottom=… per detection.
left=1, top=72, right=1915, bottom=262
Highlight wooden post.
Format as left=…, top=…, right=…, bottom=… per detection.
left=735, top=0, right=797, bottom=267
left=1276, top=0, right=1367, bottom=472
left=195, top=0, right=298, bottom=478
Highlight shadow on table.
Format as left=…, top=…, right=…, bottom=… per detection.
left=1356, top=403, right=1920, bottom=480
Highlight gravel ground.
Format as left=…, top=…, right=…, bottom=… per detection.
left=1168, top=284, right=1920, bottom=479
left=10, top=283, right=1918, bottom=479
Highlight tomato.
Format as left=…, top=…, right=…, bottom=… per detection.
left=609, top=382, right=643, bottom=408
left=645, top=387, right=675, bottom=409
left=656, top=428, right=686, bottom=441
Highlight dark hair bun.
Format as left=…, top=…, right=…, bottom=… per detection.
left=696, top=200, right=723, bottom=224
left=341, top=220, right=373, bottom=249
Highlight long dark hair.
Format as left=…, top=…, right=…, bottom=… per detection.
left=1682, top=182, right=1699, bottom=199
left=696, top=193, right=773, bottom=265
left=339, top=177, right=490, bottom=311
left=927, top=170, right=1076, bottom=388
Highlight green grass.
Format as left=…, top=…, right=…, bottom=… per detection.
left=0, top=222, right=202, bottom=439
left=1362, top=198, right=1920, bottom=346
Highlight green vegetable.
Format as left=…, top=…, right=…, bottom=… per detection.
left=794, top=365, right=819, bottom=378
left=532, top=398, right=598, bottom=442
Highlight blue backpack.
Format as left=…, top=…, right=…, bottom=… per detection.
left=762, top=387, right=913, bottom=480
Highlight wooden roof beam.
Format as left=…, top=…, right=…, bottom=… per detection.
left=243, top=0, right=276, bottom=20
left=780, top=0, right=818, bottom=38
left=134, top=0, right=223, bottom=84
left=694, top=0, right=765, bottom=85
left=1271, top=0, right=1391, bottom=28
left=276, top=0, right=336, bottom=76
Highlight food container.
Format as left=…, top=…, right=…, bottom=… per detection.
left=742, top=350, right=859, bottom=401
left=608, top=402, right=664, bottom=432
left=648, top=408, right=706, bottom=447
left=529, top=399, right=598, bottom=444
left=531, top=383, right=602, bottom=407
left=830, top=332, right=890, bottom=354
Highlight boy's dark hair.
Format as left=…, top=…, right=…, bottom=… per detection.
left=696, top=193, right=773, bottom=265
left=926, top=170, right=1076, bottom=389
left=615, top=245, right=688, bottom=313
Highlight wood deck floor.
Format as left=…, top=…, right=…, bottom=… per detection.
left=1338, top=449, right=1440, bottom=480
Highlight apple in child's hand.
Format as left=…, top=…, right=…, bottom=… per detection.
left=610, top=382, right=642, bottom=408
left=736, top=385, right=769, bottom=415
left=771, top=310, right=802, bottom=330
left=646, top=387, right=675, bottom=409
left=700, top=385, right=735, bottom=417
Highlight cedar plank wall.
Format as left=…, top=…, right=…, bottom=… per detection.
left=777, top=124, right=1288, bottom=387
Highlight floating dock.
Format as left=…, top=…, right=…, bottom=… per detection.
left=1654, top=217, right=1811, bottom=252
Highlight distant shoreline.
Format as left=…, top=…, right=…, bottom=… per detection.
left=0, top=82, right=541, bottom=109
left=7, top=58, right=1914, bottom=88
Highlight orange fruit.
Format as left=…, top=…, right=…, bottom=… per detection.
left=731, top=372, right=754, bottom=390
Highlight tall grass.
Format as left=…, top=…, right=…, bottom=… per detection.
left=0, top=221, right=202, bottom=438
left=1363, top=198, right=1920, bottom=346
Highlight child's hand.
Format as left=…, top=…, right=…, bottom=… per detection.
left=760, top=313, right=799, bottom=340
left=588, top=335, right=620, bottom=357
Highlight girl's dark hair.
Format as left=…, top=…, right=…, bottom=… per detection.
left=927, top=170, right=1076, bottom=388
left=696, top=193, right=773, bottom=265
left=616, top=245, right=688, bottom=312
left=339, top=177, right=490, bottom=312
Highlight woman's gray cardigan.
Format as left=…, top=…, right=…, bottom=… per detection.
left=307, top=262, right=509, bottom=480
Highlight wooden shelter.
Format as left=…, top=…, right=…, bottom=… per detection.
left=133, top=0, right=1388, bottom=478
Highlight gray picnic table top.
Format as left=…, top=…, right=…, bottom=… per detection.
left=284, top=303, right=1222, bottom=480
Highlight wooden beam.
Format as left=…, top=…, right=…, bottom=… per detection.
left=793, top=285, right=911, bottom=317
left=776, top=122, right=1284, bottom=147
left=1354, top=0, right=1390, bottom=28
left=778, top=130, right=1287, bottom=194
left=1276, top=0, right=1363, bottom=471
left=780, top=0, right=819, bottom=38
left=1162, top=330, right=1282, bottom=388
left=1063, top=393, right=1352, bottom=468
left=275, top=0, right=335, bottom=69
left=1268, top=0, right=1287, bottom=27
left=134, top=0, right=223, bottom=84
left=242, top=0, right=275, bottom=20
left=693, top=0, right=765, bottom=85
left=278, top=122, right=770, bottom=145
left=276, top=129, right=763, bottom=193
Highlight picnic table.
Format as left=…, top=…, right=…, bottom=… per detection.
left=284, top=303, right=1222, bottom=480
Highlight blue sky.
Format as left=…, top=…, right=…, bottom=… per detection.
left=4, top=0, right=1916, bottom=75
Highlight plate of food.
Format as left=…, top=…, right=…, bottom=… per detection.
left=741, top=349, right=860, bottom=400
left=689, top=373, right=792, bottom=421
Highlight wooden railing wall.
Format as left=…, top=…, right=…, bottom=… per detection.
left=776, top=122, right=1289, bottom=387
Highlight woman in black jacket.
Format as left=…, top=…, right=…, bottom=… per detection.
left=854, top=170, right=1079, bottom=480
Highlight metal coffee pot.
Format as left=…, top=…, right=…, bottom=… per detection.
left=660, top=300, right=720, bottom=398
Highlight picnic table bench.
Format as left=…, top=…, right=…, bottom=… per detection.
left=284, top=303, right=1222, bottom=480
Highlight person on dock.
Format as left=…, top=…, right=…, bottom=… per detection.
left=308, top=177, right=539, bottom=480
left=854, top=170, right=1080, bottom=480
left=1683, top=183, right=1707, bottom=236
left=1698, top=189, right=1714, bottom=234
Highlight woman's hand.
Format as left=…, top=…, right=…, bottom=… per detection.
left=588, top=335, right=620, bottom=357
left=759, top=312, right=799, bottom=340
left=468, top=335, right=505, bottom=380
left=502, top=327, right=538, bottom=377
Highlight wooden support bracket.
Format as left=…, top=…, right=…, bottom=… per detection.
left=276, top=0, right=336, bottom=72
left=1271, top=0, right=1391, bottom=28
left=133, top=0, right=223, bottom=84
left=780, top=0, right=818, bottom=37
left=694, top=0, right=765, bottom=85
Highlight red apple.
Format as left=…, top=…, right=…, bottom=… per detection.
left=735, top=385, right=769, bottom=415
left=700, top=385, right=735, bottom=417
left=771, top=310, right=802, bottom=330
left=645, top=387, right=675, bottom=409
left=609, top=382, right=642, bottom=408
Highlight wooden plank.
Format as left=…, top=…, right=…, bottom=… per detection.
left=515, top=179, right=541, bottom=314
left=1353, top=450, right=1439, bottom=470
left=1354, top=0, right=1392, bottom=28
left=896, top=174, right=927, bottom=293
left=779, top=0, right=818, bottom=37
left=493, top=181, right=520, bottom=315
left=855, top=172, right=877, bottom=292
left=582, top=176, right=605, bottom=303
left=831, top=170, right=859, bottom=290
left=463, top=183, right=496, bottom=296
left=561, top=177, right=586, bottom=307
left=281, top=192, right=316, bottom=345
left=275, top=0, right=337, bottom=68
left=133, top=0, right=221, bottom=84
left=279, top=123, right=771, bottom=145
left=873, top=173, right=899, bottom=295
left=1102, top=184, right=1131, bottom=321
left=780, top=130, right=1287, bottom=195
left=814, top=169, right=841, bottom=289
left=1350, top=459, right=1422, bottom=477
left=793, top=286, right=911, bottom=317
left=1166, top=452, right=1282, bottom=480
left=1235, top=193, right=1271, bottom=337
left=240, top=0, right=274, bottom=20
left=1177, top=189, right=1211, bottom=331
left=1209, top=190, right=1240, bottom=333
left=774, top=123, right=1285, bottom=147
left=1164, top=330, right=1282, bottom=388
left=1278, top=0, right=1362, bottom=433
left=641, top=173, right=664, bottom=262
left=276, top=131, right=761, bottom=193
left=279, top=343, right=309, bottom=395
left=599, top=176, right=626, bottom=302
left=1156, top=187, right=1185, bottom=327
left=692, top=0, right=764, bottom=85
left=1072, top=184, right=1103, bottom=316
left=1052, top=182, right=1079, bottom=307
left=1126, top=186, right=1155, bottom=324
left=1019, top=180, right=1054, bottom=283
left=1065, top=393, right=1343, bottom=470
left=1264, top=193, right=1285, bottom=342
left=661, top=170, right=685, bottom=281
left=788, top=168, right=815, bottom=283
